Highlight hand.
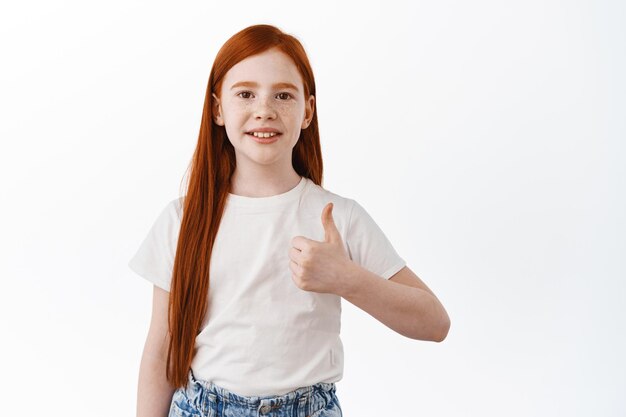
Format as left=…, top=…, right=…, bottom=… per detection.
left=289, top=202, right=353, bottom=295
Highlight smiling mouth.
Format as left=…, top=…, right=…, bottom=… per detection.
left=246, top=132, right=282, bottom=138
left=246, top=132, right=281, bottom=143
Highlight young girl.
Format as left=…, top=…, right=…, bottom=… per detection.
left=129, top=24, right=450, bottom=417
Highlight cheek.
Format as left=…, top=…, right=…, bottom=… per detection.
left=277, top=103, right=304, bottom=120
left=222, top=106, right=247, bottom=125
left=226, top=100, right=302, bottom=121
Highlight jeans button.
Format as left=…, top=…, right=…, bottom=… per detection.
left=260, top=404, right=271, bottom=414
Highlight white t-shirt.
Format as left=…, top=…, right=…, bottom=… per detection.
left=128, top=176, right=406, bottom=396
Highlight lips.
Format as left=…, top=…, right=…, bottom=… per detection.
left=246, top=132, right=281, bottom=138
left=245, top=132, right=282, bottom=135
left=245, top=127, right=282, bottom=134
left=248, top=133, right=280, bottom=144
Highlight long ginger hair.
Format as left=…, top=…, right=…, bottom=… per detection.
left=166, top=24, right=324, bottom=388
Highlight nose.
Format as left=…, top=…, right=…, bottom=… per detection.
left=253, top=96, right=277, bottom=120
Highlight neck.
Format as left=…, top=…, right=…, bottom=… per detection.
left=229, top=168, right=301, bottom=198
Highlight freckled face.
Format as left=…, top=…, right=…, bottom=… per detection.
left=211, top=47, right=315, bottom=167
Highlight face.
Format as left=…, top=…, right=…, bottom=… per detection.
left=211, top=47, right=315, bottom=169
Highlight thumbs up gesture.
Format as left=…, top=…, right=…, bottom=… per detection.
left=289, top=202, right=352, bottom=295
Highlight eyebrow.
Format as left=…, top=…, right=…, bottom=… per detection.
left=230, top=81, right=300, bottom=92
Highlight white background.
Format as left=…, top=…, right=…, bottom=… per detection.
left=1, top=1, right=624, bottom=416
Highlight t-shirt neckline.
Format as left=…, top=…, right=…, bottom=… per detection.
left=226, top=176, right=307, bottom=209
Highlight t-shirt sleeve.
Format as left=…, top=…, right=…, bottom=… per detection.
left=128, top=198, right=182, bottom=292
left=345, top=199, right=407, bottom=279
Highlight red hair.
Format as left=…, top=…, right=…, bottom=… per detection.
left=166, top=24, right=323, bottom=388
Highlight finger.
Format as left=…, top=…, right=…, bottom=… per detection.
left=289, top=259, right=302, bottom=276
left=291, top=235, right=312, bottom=250
left=322, top=202, right=341, bottom=243
left=288, top=246, right=301, bottom=264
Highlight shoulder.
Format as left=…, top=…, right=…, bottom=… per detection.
left=145, top=196, right=184, bottom=237
left=302, top=178, right=356, bottom=219
left=160, top=196, right=184, bottom=221
left=306, top=182, right=390, bottom=237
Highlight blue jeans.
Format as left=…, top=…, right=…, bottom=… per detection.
left=168, top=369, right=343, bottom=417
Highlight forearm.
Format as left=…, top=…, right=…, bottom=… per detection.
left=137, top=348, right=177, bottom=417
left=338, top=263, right=449, bottom=341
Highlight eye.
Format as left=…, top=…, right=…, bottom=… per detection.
left=236, top=91, right=293, bottom=100
left=237, top=91, right=253, bottom=99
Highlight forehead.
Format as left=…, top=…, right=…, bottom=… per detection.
left=222, top=48, right=303, bottom=91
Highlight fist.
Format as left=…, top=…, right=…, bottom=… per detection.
left=288, top=202, right=352, bottom=294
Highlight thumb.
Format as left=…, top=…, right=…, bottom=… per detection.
left=322, top=202, right=341, bottom=244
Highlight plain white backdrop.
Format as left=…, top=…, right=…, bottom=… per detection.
left=1, top=1, right=624, bottom=416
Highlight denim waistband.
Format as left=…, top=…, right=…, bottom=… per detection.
left=185, top=368, right=336, bottom=410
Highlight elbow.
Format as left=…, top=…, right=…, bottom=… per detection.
left=409, top=313, right=450, bottom=342
left=409, top=297, right=451, bottom=342
left=433, top=318, right=450, bottom=342
left=432, top=310, right=451, bottom=343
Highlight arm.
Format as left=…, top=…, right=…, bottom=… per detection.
left=337, top=264, right=450, bottom=342
left=137, top=286, right=177, bottom=417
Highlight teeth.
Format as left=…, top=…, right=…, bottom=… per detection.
left=250, top=131, right=278, bottom=138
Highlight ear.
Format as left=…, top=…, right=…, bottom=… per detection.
left=212, top=93, right=224, bottom=126
left=301, top=94, right=315, bottom=129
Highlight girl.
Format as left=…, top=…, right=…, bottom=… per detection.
left=129, top=24, right=450, bottom=417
